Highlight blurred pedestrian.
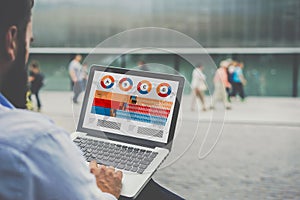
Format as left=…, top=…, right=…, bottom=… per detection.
left=227, top=60, right=236, bottom=102
left=191, top=64, right=207, bottom=111
left=68, top=54, right=84, bottom=103
left=137, top=60, right=149, bottom=71
left=230, top=62, right=246, bottom=101
left=211, top=60, right=231, bottom=110
left=28, top=61, right=44, bottom=111
left=81, top=63, right=88, bottom=89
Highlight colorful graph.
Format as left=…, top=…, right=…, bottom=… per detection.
left=119, top=77, right=133, bottom=91
left=91, top=90, right=172, bottom=126
left=137, top=80, right=152, bottom=95
left=100, top=75, right=115, bottom=89
left=157, top=83, right=172, bottom=97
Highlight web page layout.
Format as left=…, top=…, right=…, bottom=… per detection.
left=82, top=70, right=179, bottom=143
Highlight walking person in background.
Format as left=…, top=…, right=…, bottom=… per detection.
left=81, top=63, right=89, bottom=89
left=226, top=59, right=236, bottom=102
left=211, top=60, right=232, bottom=110
left=191, top=64, right=207, bottom=111
left=137, top=60, right=150, bottom=71
left=69, top=54, right=84, bottom=104
left=230, top=62, right=246, bottom=101
left=28, top=61, right=44, bottom=111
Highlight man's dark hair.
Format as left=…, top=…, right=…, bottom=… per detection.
left=0, top=0, right=34, bottom=109
left=0, top=0, right=34, bottom=58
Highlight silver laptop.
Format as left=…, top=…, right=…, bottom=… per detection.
left=71, top=65, right=184, bottom=198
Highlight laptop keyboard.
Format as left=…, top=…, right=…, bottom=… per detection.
left=74, top=137, right=158, bottom=174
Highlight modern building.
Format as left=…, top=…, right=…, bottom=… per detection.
left=29, top=0, right=300, bottom=96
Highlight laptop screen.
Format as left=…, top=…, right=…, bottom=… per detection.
left=82, top=68, right=180, bottom=144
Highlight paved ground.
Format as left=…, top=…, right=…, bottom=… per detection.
left=35, top=91, right=300, bottom=200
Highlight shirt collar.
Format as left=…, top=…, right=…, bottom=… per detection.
left=0, top=93, right=14, bottom=109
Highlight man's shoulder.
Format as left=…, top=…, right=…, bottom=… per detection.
left=69, top=60, right=80, bottom=69
left=68, top=60, right=76, bottom=68
left=0, top=109, right=67, bottom=152
left=0, top=108, right=54, bottom=126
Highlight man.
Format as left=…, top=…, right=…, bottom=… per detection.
left=0, top=1, right=122, bottom=199
left=0, top=1, right=184, bottom=200
left=69, top=54, right=84, bottom=103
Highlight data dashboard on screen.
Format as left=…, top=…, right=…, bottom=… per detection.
left=82, top=70, right=179, bottom=143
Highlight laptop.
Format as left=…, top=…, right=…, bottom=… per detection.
left=71, top=65, right=184, bottom=198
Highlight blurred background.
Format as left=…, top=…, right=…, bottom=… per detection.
left=29, top=0, right=300, bottom=96
left=27, top=2, right=300, bottom=199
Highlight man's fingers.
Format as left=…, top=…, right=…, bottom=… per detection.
left=104, top=166, right=115, bottom=175
left=90, top=163, right=122, bottom=182
left=89, top=160, right=98, bottom=168
left=99, top=165, right=106, bottom=172
left=89, top=160, right=98, bottom=173
left=115, top=170, right=123, bottom=180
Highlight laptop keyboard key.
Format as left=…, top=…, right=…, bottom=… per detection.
left=144, top=157, right=154, bottom=162
left=97, top=160, right=112, bottom=167
left=87, top=157, right=94, bottom=162
left=102, top=156, right=109, bottom=161
left=149, top=152, right=158, bottom=158
left=80, top=143, right=86, bottom=148
left=87, top=148, right=92, bottom=153
left=120, top=160, right=127, bottom=165
left=91, top=154, right=96, bottom=158
left=74, top=138, right=81, bottom=143
left=137, top=155, right=143, bottom=160
left=133, top=163, right=139, bottom=168
left=139, top=164, right=147, bottom=169
left=85, top=152, right=91, bottom=157
left=109, top=157, right=115, bottom=162
left=140, top=160, right=151, bottom=166
left=137, top=168, right=145, bottom=174
left=117, top=164, right=125, bottom=169
left=114, top=159, right=121, bottom=164
left=130, top=167, right=138, bottom=172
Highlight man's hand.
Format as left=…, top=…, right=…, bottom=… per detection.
left=89, top=160, right=123, bottom=199
left=69, top=70, right=77, bottom=83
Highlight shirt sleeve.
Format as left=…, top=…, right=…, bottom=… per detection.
left=102, top=193, right=118, bottom=200
left=17, top=127, right=117, bottom=200
left=34, top=128, right=118, bottom=200
left=0, top=146, right=32, bottom=200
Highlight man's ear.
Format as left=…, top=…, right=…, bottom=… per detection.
left=5, top=26, right=18, bottom=62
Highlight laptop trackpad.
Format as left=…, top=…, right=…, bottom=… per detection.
left=121, top=171, right=153, bottom=198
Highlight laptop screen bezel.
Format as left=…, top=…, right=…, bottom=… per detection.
left=77, top=65, right=185, bottom=150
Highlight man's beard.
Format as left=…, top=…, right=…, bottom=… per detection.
left=0, top=39, right=28, bottom=109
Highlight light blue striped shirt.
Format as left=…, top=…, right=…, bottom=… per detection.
left=0, top=94, right=116, bottom=200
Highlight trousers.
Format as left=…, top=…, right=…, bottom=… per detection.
left=119, top=179, right=185, bottom=200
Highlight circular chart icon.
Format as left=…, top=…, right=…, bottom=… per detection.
left=157, top=83, right=172, bottom=97
left=137, top=80, right=152, bottom=94
left=119, top=77, right=133, bottom=91
left=100, top=75, right=115, bottom=89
